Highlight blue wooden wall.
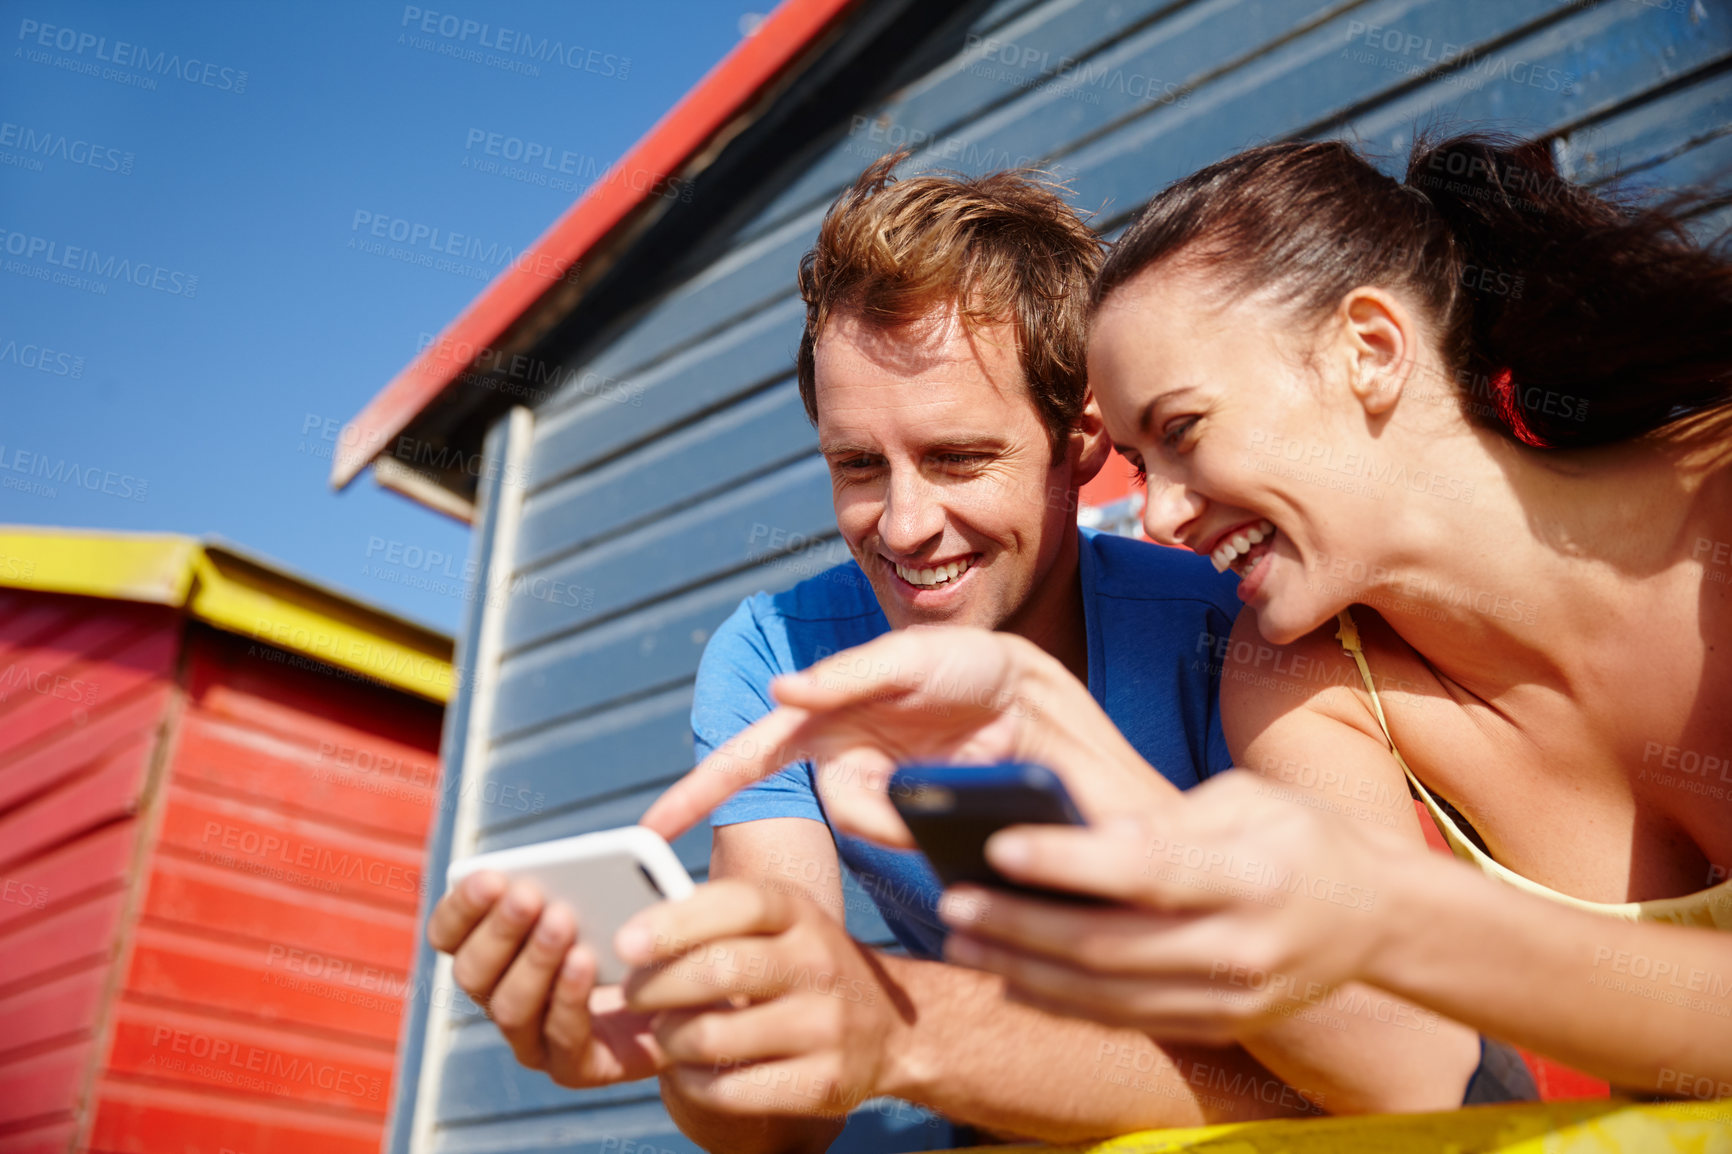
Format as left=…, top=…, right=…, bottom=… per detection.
left=398, top=1, right=1732, bottom=1150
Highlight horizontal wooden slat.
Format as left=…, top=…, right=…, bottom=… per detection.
left=0, top=616, right=178, bottom=767
left=0, top=1042, right=89, bottom=1130
left=122, top=925, right=407, bottom=1048
left=473, top=781, right=711, bottom=873
left=482, top=686, right=693, bottom=834
left=735, top=0, right=1187, bottom=243
left=103, top=1001, right=393, bottom=1115
left=1334, top=0, right=1732, bottom=164
left=172, top=711, right=437, bottom=845
left=491, top=547, right=839, bottom=742
left=1058, top=0, right=1544, bottom=221
left=0, top=821, right=137, bottom=937
left=530, top=295, right=804, bottom=489
left=429, top=1091, right=949, bottom=1153
left=0, top=733, right=155, bottom=871
left=0, top=1122, right=78, bottom=1154
left=435, top=1024, right=660, bottom=1126
left=1628, top=123, right=1732, bottom=197
left=0, top=964, right=108, bottom=1061
left=1558, top=63, right=1732, bottom=185
left=139, top=854, right=419, bottom=973
left=539, top=212, right=819, bottom=411
left=0, top=888, right=125, bottom=996
left=897, top=0, right=1352, bottom=181
left=519, top=381, right=818, bottom=570
left=503, top=454, right=834, bottom=654
left=88, top=1078, right=386, bottom=1154
left=185, top=626, right=445, bottom=759
left=0, top=682, right=170, bottom=815
left=431, top=1096, right=707, bottom=1154
left=153, top=786, right=427, bottom=912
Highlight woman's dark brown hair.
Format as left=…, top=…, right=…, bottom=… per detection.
left=1092, top=133, right=1732, bottom=450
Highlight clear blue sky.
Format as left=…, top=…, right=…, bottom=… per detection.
left=2, top=0, right=764, bottom=633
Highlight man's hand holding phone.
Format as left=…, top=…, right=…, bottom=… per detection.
left=426, top=871, right=664, bottom=1087
left=615, top=880, right=912, bottom=1119
left=427, top=842, right=911, bottom=1117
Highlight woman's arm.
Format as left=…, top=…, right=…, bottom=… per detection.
left=1371, top=850, right=1732, bottom=1091
left=1223, top=611, right=1732, bottom=1089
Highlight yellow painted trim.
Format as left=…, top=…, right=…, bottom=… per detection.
left=0, top=529, right=197, bottom=605
left=945, top=1098, right=1732, bottom=1153
left=0, top=527, right=452, bottom=703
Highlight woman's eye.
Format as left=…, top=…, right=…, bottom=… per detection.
left=1161, top=416, right=1199, bottom=450
left=1128, top=457, right=1147, bottom=486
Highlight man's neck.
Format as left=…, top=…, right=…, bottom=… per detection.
left=1003, top=528, right=1089, bottom=687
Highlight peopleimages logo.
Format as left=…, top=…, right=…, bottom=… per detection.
left=0, top=338, right=83, bottom=378
left=0, top=121, right=133, bottom=174
left=398, top=7, right=629, bottom=79
left=0, top=444, right=148, bottom=501
left=15, top=18, right=249, bottom=92
left=0, top=228, right=198, bottom=296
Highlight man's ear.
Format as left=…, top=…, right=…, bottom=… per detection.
left=1070, top=390, right=1112, bottom=486
left=1339, top=287, right=1415, bottom=417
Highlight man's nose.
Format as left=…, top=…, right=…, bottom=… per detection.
left=879, top=468, right=946, bottom=555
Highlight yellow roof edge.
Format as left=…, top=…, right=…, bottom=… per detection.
left=0, top=526, right=453, bottom=704
left=0, top=527, right=199, bottom=605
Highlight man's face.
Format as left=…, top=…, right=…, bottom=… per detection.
left=813, top=305, right=1102, bottom=634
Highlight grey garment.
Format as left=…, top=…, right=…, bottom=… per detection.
left=946, top=1035, right=1539, bottom=1144
left=1463, top=1037, right=1541, bottom=1104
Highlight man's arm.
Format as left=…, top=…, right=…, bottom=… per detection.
left=655, top=818, right=1320, bottom=1149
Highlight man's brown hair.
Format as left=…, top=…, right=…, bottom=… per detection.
left=796, top=152, right=1103, bottom=460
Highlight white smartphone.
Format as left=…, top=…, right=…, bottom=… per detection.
left=445, top=825, right=695, bottom=984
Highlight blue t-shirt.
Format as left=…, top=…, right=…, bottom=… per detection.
left=697, top=527, right=1240, bottom=959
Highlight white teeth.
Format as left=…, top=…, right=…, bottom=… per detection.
left=1211, top=520, right=1276, bottom=574
left=895, top=557, right=973, bottom=588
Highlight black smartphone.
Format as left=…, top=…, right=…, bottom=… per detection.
left=888, top=762, right=1099, bottom=903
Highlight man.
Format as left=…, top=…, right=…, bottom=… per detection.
left=427, top=158, right=1487, bottom=1153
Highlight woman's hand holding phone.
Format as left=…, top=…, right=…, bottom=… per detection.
left=937, top=770, right=1421, bottom=1044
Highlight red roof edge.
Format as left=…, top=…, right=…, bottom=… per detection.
left=331, top=0, right=860, bottom=489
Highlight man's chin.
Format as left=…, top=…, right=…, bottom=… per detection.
left=877, top=589, right=992, bottom=633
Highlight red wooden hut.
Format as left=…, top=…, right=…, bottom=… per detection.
left=0, top=527, right=453, bottom=1154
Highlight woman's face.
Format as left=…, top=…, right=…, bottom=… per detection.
left=1089, top=266, right=1401, bottom=645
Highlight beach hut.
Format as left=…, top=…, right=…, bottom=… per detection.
left=0, top=527, right=451, bottom=1154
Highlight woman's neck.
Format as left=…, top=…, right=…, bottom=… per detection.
left=1355, top=430, right=1727, bottom=701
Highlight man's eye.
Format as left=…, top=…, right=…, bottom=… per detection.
left=836, top=456, right=880, bottom=471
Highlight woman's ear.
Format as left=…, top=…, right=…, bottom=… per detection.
left=1339, top=288, right=1415, bottom=416
left=1070, top=390, right=1113, bottom=485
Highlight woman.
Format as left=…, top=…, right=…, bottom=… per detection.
left=644, top=134, right=1732, bottom=1095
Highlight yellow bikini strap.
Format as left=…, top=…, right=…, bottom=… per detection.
left=1334, top=608, right=1400, bottom=753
